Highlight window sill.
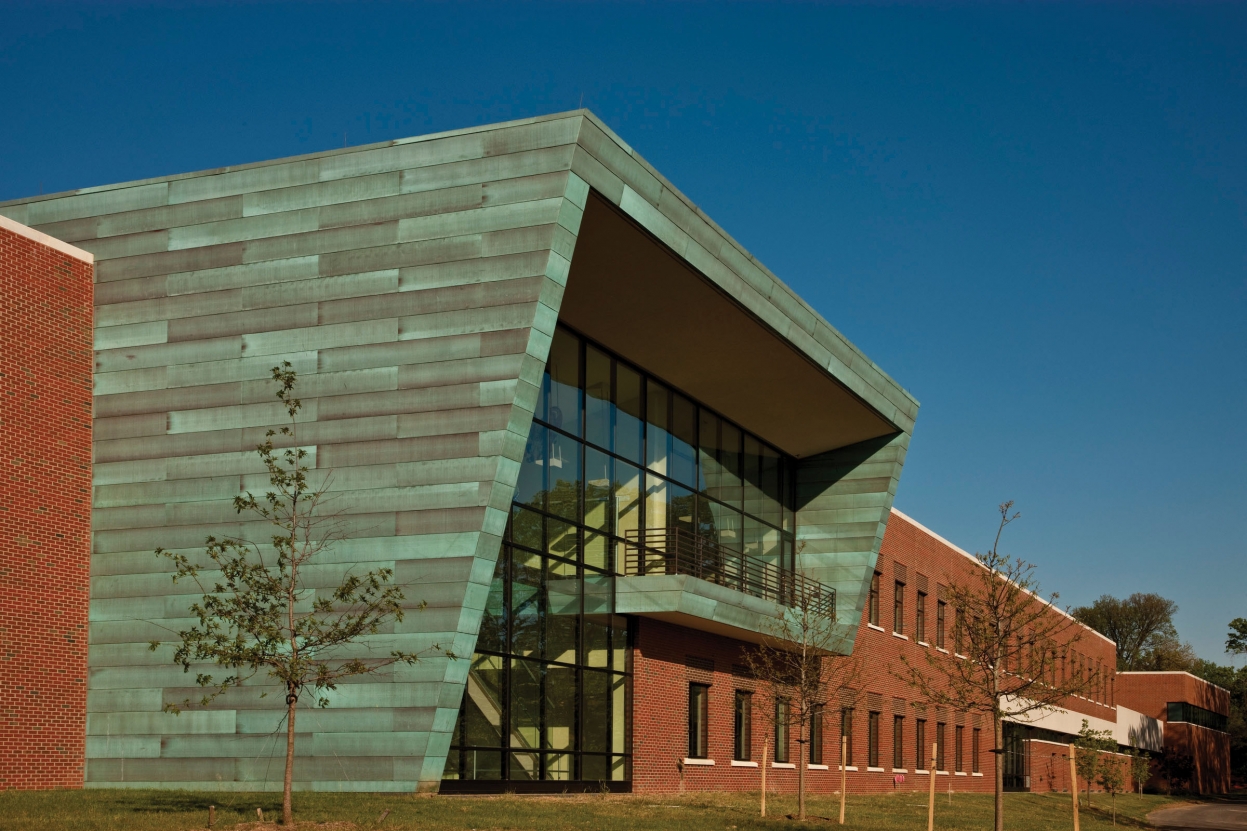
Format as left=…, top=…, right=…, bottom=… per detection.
left=937, top=771, right=949, bottom=776
left=917, top=641, right=930, bottom=647
left=892, top=768, right=908, bottom=774
left=839, top=765, right=859, bottom=772
left=730, top=760, right=757, bottom=768
left=808, top=764, right=829, bottom=771
left=972, top=772, right=984, bottom=777
left=936, top=647, right=949, bottom=654
left=916, top=769, right=929, bottom=774
left=867, top=623, right=885, bottom=632
left=682, top=758, right=714, bottom=766
left=867, top=766, right=886, bottom=773
left=892, top=632, right=909, bottom=640
left=955, top=653, right=968, bottom=660
left=772, top=762, right=796, bottom=769
left=955, top=771, right=968, bottom=776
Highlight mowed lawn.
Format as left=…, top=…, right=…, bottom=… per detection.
left=0, top=788, right=1183, bottom=831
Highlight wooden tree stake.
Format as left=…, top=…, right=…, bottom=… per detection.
left=839, top=734, right=848, bottom=825
left=1070, top=744, right=1080, bottom=831
left=927, top=743, right=937, bottom=831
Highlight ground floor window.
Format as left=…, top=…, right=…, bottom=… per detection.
left=867, top=711, right=880, bottom=768
left=893, top=715, right=905, bottom=769
left=841, top=708, right=854, bottom=767
left=916, top=718, right=927, bottom=769
left=973, top=727, right=981, bottom=773
left=734, top=691, right=752, bottom=761
left=443, top=510, right=632, bottom=785
left=810, top=704, right=824, bottom=765
left=775, top=699, right=790, bottom=763
left=936, top=722, right=946, bottom=771
left=955, top=725, right=964, bottom=772
left=689, top=683, right=710, bottom=759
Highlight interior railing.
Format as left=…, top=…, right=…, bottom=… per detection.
left=621, top=527, right=835, bottom=618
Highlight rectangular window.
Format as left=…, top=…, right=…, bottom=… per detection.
left=916, top=592, right=927, bottom=643
left=893, top=581, right=905, bottom=634
left=868, top=711, right=880, bottom=768
left=868, top=572, right=881, bottom=626
left=810, top=704, right=824, bottom=765
left=734, top=691, right=752, bottom=761
left=955, top=725, right=964, bottom=772
left=893, top=715, right=905, bottom=769
left=936, top=601, right=946, bottom=649
left=688, top=683, right=709, bottom=759
left=916, top=719, right=927, bottom=770
left=936, top=722, right=946, bottom=771
left=1167, top=701, right=1230, bottom=732
left=841, top=708, right=854, bottom=767
left=972, top=728, right=981, bottom=773
left=775, top=699, right=790, bottom=763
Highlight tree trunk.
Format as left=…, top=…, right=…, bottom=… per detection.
left=993, top=714, right=1004, bottom=831
left=283, top=692, right=297, bottom=826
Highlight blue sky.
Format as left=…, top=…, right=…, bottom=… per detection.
left=3, top=2, right=1243, bottom=662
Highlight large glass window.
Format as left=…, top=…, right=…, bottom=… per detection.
left=444, top=504, right=631, bottom=784
left=517, top=324, right=797, bottom=602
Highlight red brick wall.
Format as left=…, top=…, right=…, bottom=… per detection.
left=0, top=221, right=93, bottom=790
left=1118, top=672, right=1231, bottom=794
left=630, top=512, right=1119, bottom=795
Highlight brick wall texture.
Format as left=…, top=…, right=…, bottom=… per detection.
left=631, top=510, right=1120, bottom=795
left=1117, top=672, right=1231, bottom=793
left=0, top=224, right=93, bottom=789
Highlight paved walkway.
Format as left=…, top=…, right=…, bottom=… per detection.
left=1150, top=800, right=1247, bottom=831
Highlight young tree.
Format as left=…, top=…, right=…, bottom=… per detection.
left=1128, top=749, right=1152, bottom=795
left=1074, top=720, right=1115, bottom=809
left=1098, top=753, right=1127, bottom=825
left=150, top=364, right=447, bottom=827
left=742, top=572, right=862, bottom=822
left=894, top=502, right=1094, bottom=831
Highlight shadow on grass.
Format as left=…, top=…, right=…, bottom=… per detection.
left=87, top=790, right=286, bottom=816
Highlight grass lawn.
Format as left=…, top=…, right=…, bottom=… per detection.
left=0, top=788, right=1183, bottom=831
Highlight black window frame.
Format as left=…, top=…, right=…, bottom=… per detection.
left=955, top=724, right=964, bottom=772
left=688, top=683, right=710, bottom=759
left=893, top=715, right=905, bottom=769
left=893, top=580, right=905, bottom=634
left=841, top=707, right=854, bottom=767
left=810, top=704, right=824, bottom=765
left=734, top=690, right=752, bottom=761
left=868, top=572, right=881, bottom=626
left=936, top=601, right=946, bottom=649
left=916, top=591, right=927, bottom=643
left=774, top=698, right=790, bottom=763
left=867, top=711, right=880, bottom=768
left=916, top=718, right=927, bottom=770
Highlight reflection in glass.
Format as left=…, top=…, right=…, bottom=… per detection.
left=545, top=558, right=578, bottom=664
left=585, top=344, right=612, bottom=450
left=540, top=328, right=581, bottom=436
left=720, top=420, right=742, bottom=509
left=646, top=379, right=670, bottom=477
left=545, top=432, right=581, bottom=523
left=515, top=425, right=547, bottom=512
left=614, top=460, right=641, bottom=543
left=511, top=551, right=541, bottom=658
left=545, top=665, right=576, bottom=752
left=614, top=364, right=643, bottom=464
left=511, top=658, right=541, bottom=750
left=670, top=393, right=697, bottom=488
left=465, top=653, right=505, bottom=747
left=584, top=449, right=612, bottom=532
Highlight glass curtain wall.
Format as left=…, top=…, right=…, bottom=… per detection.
left=444, top=324, right=796, bottom=787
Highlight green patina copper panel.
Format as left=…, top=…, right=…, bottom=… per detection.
left=0, top=110, right=917, bottom=792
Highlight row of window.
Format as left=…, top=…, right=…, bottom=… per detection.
left=867, top=570, right=1114, bottom=707
left=687, top=683, right=982, bottom=773
left=1167, top=701, right=1229, bottom=733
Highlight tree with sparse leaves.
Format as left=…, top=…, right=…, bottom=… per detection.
left=1098, top=751, right=1127, bottom=824
left=894, top=502, right=1095, bottom=831
left=742, top=565, right=862, bottom=822
left=1074, top=719, right=1115, bottom=808
left=1128, top=749, right=1152, bottom=795
left=150, top=364, right=449, bottom=827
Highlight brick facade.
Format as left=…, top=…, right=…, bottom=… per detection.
left=1117, top=672, right=1231, bottom=793
left=0, top=217, right=93, bottom=790
left=630, top=510, right=1120, bottom=795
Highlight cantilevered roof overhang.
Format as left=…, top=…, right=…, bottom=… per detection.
left=562, top=192, right=901, bottom=458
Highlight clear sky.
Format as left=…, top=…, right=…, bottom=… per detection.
left=3, top=2, right=1243, bottom=663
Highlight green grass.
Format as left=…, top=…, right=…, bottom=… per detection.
left=0, top=788, right=1184, bottom=831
